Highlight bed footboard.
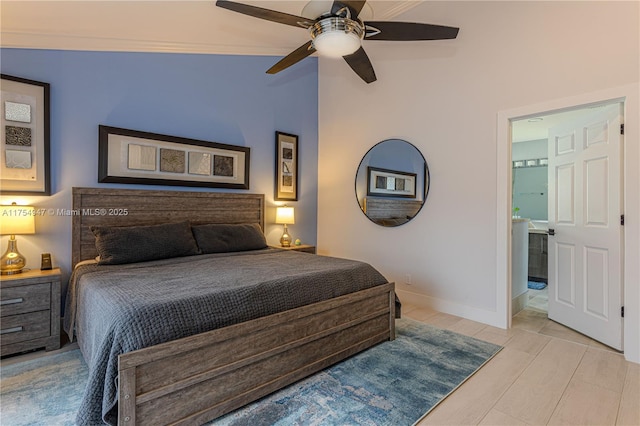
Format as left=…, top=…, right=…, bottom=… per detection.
left=118, top=282, right=395, bottom=425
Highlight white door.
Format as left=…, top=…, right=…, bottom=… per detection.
left=547, top=103, right=623, bottom=350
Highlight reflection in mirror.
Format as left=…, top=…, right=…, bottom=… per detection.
left=355, top=139, right=429, bottom=227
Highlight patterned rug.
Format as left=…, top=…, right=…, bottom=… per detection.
left=0, top=348, right=88, bottom=426
left=0, top=319, right=501, bottom=426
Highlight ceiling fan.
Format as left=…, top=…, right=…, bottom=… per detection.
left=215, top=0, right=459, bottom=83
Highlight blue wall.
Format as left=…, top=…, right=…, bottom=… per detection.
left=0, top=48, right=319, bottom=305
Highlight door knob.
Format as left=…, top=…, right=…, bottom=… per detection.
left=548, top=228, right=555, bottom=236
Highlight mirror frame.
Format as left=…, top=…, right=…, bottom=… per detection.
left=355, top=139, right=430, bottom=227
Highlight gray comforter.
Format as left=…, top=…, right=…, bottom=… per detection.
left=63, top=248, right=388, bottom=425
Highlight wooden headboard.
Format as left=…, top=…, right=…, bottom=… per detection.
left=363, top=197, right=423, bottom=221
left=72, top=187, right=264, bottom=267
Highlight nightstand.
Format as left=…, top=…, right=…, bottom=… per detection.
left=271, top=244, right=316, bottom=254
left=0, top=268, right=61, bottom=356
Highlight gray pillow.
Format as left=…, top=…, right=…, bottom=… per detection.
left=91, top=221, right=200, bottom=265
left=191, top=223, right=267, bottom=254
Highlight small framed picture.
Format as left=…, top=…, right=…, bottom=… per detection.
left=275, top=131, right=298, bottom=201
left=1, top=74, right=51, bottom=195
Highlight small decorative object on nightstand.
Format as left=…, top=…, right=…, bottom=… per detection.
left=0, top=268, right=61, bottom=356
left=0, top=202, right=36, bottom=275
left=275, top=206, right=295, bottom=247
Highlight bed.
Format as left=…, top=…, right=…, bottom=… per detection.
left=65, top=187, right=395, bottom=425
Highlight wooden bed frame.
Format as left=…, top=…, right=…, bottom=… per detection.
left=363, top=197, right=423, bottom=222
left=71, top=187, right=395, bottom=425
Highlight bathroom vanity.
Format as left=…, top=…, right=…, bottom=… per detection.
left=528, top=223, right=548, bottom=283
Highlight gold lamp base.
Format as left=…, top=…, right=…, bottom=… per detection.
left=280, top=224, right=292, bottom=247
left=1, top=236, right=27, bottom=275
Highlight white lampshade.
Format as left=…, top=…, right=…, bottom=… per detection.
left=313, top=31, right=361, bottom=58
left=0, top=204, right=35, bottom=235
left=275, top=206, right=295, bottom=225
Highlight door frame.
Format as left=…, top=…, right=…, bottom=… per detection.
left=495, top=84, right=639, bottom=362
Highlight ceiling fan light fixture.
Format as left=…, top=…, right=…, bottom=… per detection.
left=310, top=17, right=364, bottom=58
left=215, top=1, right=460, bottom=84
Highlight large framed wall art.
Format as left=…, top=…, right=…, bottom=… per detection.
left=98, top=125, right=250, bottom=189
left=0, top=74, right=51, bottom=195
left=367, top=166, right=417, bottom=198
left=274, top=131, right=298, bottom=201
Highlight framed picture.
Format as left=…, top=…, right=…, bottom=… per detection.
left=98, top=125, right=250, bottom=189
left=0, top=74, right=51, bottom=195
left=275, top=131, right=298, bottom=201
left=367, top=166, right=417, bottom=198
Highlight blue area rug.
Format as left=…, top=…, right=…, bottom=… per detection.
left=528, top=280, right=547, bottom=290
left=0, top=319, right=501, bottom=426
left=0, top=348, right=88, bottom=426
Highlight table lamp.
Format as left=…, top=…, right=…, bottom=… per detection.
left=275, top=206, right=295, bottom=247
left=0, top=202, right=35, bottom=275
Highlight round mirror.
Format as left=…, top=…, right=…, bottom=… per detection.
left=355, top=139, right=429, bottom=227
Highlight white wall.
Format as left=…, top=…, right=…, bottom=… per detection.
left=317, top=1, right=639, bottom=360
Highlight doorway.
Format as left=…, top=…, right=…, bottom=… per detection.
left=507, top=101, right=624, bottom=350
left=496, top=84, right=639, bottom=363
left=510, top=107, right=602, bottom=315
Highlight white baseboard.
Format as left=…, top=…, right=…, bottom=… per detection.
left=397, top=288, right=506, bottom=329
left=511, top=292, right=529, bottom=316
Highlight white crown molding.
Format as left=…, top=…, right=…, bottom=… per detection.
left=0, top=31, right=297, bottom=57
left=1, top=1, right=426, bottom=55
left=375, top=0, right=424, bottom=20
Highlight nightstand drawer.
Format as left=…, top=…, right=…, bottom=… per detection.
left=0, top=283, right=51, bottom=317
left=0, top=310, right=50, bottom=345
left=292, top=246, right=316, bottom=254
left=269, top=244, right=316, bottom=254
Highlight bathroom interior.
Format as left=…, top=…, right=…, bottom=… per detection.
left=511, top=132, right=549, bottom=316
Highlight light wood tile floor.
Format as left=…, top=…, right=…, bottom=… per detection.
left=2, top=303, right=638, bottom=426
left=404, top=303, right=640, bottom=426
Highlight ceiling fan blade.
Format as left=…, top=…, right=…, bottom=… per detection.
left=267, top=41, right=316, bottom=74
left=343, top=47, right=377, bottom=84
left=364, top=21, right=459, bottom=41
left=216, top=1, right=311, bottom=28
left=331, top=1, right=367, bottom=17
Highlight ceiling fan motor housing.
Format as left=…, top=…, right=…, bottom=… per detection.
left=310, top=17, right=364, bottom=58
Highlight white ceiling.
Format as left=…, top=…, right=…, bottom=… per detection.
left=0, top=1, right=423, bottom=56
